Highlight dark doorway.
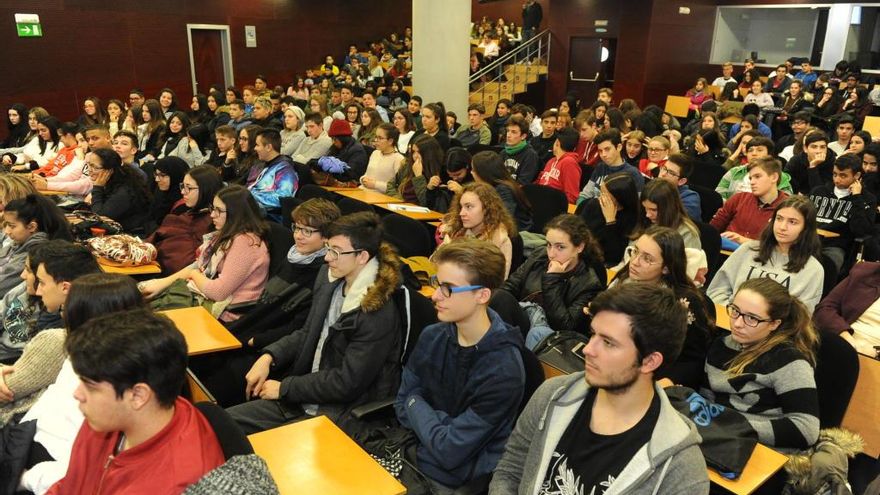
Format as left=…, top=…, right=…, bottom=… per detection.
left=567, top=37, right=617, bottom=108
left=191, top=30, right=225, bottom=95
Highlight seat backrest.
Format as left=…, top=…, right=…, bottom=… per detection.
left=697, top=222, right=722, bottom=285
left=814, top=332, right=860, bottom=428
left=293, top=161, right=316, bottom=187
left=280, top=196, right=303, bottom=229
left=510, top=233, right=525, bottom=273
left=265, top=222, right=294, bottom=276
left=518, top=347, right=545, bottom=414
left=397, top=285, right=438, bottom=365
left=338, top=197, right=374, bottom=216
left=522, top=184, right=568, bottom=234
left=297, top=183, right=335, bottom=202
left=489, top=289, right=531, bottom=340
left=382, top=213, right=433, bottom=258
left=690, top=184, right=723, bottom=224
left=194, top=401, right=254, bottom=459
left=818, top=252, right=840, bottom=298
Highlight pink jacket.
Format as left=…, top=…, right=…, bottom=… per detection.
left=45, top=158, right=92, bottom=196
left=192, top=232, right=269, bottom=321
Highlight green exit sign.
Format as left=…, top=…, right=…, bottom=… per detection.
left=16, top=22, right=41, bottom=37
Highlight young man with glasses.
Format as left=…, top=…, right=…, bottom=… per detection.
left=227, top=212, right=404, bottom=434
left=656, top=153, right=701, bottom=222
left=491, top=283, right=708, bottom=494
left=396, top=239, right=525, bottom=493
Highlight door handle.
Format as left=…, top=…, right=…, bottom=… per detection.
left=569, top=71, right=599, bottom=82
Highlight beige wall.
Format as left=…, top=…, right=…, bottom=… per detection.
left=412, top=0, right=472, bottom=117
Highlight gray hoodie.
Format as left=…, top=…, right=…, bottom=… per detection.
left=489, top=373, right=709, bottom=495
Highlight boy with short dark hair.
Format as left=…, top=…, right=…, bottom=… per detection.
left=529, top=109, right=558, bottom=166
left=786, top=131, right=836, bottom=195
left=490, top=283, right=708, bottom=494
left=712, top=156, right=789, bottom=249
left=396, top=239, right=524, bottom=492
left=658, top=153, right=701, bottom=221
left=577, top=128, right=644, bottom=203
left=48, top=309, right=224, bottom=494
left=503, top=116, right=540, bottom=184
left=536, top=127, right=582, bottom=203
left=454, top=103, right=491, bottom=147
left=809, top=153, right=877, bottom=271
left=228, top=212, right=403, bottom=435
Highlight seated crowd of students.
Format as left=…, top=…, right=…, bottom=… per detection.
left=0, top=53, right=876, bottom=494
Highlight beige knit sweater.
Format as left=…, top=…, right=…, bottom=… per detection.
left=0, top=328, right=65, bottom=426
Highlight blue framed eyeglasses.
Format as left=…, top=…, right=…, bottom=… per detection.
left=429, top=275, right=484, bottom=297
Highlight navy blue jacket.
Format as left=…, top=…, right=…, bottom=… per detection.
left=395, top=309, right=525, bottom=488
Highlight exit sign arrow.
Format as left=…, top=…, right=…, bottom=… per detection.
left=16, top=23, right=42, bottom=37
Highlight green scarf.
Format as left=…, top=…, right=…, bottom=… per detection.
left=504, top=140, right=528, bottom=156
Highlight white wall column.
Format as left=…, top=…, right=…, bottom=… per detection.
left=820, top=4, right=854, bottom=70
left=412, top=0, right=471, bottom=118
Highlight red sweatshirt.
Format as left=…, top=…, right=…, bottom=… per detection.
left=537, top=152, right=582, bottom=203
left=46, top=397, right=224, bottom=495
left=575, top=139, right=599, bottom=167
left=35, top=144, right=78, bottom=177
left=710, top=190, right=789, bottom=240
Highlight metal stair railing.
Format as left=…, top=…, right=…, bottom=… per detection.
left=469, top=29, right=550, bottom=108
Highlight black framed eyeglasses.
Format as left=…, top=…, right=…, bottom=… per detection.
left=324, top=243, right=363, bottom=261
left=726, top=304, right=772, bottom=327
left=429, top=275, right=484, bottom=298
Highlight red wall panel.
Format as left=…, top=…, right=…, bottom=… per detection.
left=0, top=0, right=411, bottom=122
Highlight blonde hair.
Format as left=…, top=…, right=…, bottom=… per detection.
left=0, top=174, right=37, bottom=205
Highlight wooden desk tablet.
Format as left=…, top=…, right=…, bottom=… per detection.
left=708, top=444, right=788, bottom=495
left=322, top=185, right=360, bottom=192
left=376, top=203, right=445, bottom=221
left=715, top=303, right=731, bottom=330
left=567, top=203, right=577, bottom=214
left=160, top=306, right=242, bottom=356
left=864, top=116, right=880, bottom=139
left=664, top=95, right=691, bottom=118
left=249, top=416, right=407, bottom=495
left=41, top=190, right=66, bottom=196
left=97, top=257, right=162, bottom=275
left=841, top=354, right=880, bottom=458
left=817, top=229, right=840, bottom=238
left=336, top=189, right=400, bottom=204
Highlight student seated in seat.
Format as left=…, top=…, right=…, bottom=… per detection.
left=86, top=148, right=151, bottom=235
left=489, top=283, right=709, bottom=495
left=708, top=196, right=824, bottom=313
left=146, top=165, right=223, bottom=275
left=441, top=182, right=516, bottom=278
left=248, top=128, right=298, bottom=222
left=711, top=156, right=790, bottom=251
left=227, top=212, right=403, bottom=435
left=15, top=274, right=148, bottom=494
left=500, top=214, right=605, bottom=349
left=608, top=226, right=715, bottom=388
left=0, top=241, right=99, bottom=428
left=45, top=308, right=225, bottom=494
left=396, top=239, right=525, bottom=493
left=139, top=185, right=270, bottom=322
left=703, top=277, right=820, bottom=452
left=535, top=127, right=582, bottom=204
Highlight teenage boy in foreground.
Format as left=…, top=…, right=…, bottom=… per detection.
left=47, top=309, right=224, bottom=494
left=490, top=283, right=709, bottom=495
left=395, top=239, right=525, bottom=493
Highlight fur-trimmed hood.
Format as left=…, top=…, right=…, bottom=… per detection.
left=327, top=241, right=401, bottom=314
